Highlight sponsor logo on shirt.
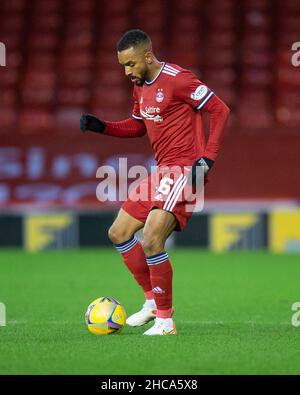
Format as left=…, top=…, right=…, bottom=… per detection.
left=140, top=106, right=163, bottom=122
left=191, top=85, right=208, bottom=101
left=145, top=106, right=160, bottom=114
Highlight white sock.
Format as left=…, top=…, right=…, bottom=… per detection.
left=144, top=299, right=156, bottom=308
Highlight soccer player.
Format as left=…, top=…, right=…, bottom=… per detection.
left=80, top=29, right=230, bottom=335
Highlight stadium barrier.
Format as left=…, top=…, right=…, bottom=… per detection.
left=0, top=208, right=299, bottom=252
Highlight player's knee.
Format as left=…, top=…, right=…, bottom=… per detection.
left=108, top=225, right=131, bottom=244
left=142, top=233, right=165, bottom=256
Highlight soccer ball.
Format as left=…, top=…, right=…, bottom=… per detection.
left=85, top=297, right=126, bottom=335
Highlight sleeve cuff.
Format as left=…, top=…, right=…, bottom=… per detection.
left=132, top=113, right=143, bottom=121
left=196, top=91, right=214, bottom=110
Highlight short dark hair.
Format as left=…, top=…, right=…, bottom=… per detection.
left=117, top=29, right=150, bottom=52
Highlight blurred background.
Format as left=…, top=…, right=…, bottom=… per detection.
left=0, top=0, right=299, bottom=253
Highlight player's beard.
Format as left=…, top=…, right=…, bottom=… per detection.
left=136, top=78, right=145, bottom=86
left=131, top=77, right=145, bottom=86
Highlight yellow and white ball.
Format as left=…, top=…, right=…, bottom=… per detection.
left=85, top=297, right=126, bottom=335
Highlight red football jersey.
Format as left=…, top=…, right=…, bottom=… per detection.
left=131, top=62, right=215, bottom=167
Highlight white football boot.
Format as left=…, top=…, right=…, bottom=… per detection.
left=143, top=317, right=177, bottom=336
left=126, top=299, right=157, bottom=327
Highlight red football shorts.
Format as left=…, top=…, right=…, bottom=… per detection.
left=122, top=166, right=207, bottom=232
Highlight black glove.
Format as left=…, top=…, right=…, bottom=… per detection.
left=80, top=114, right=106, bottom=134
left=188, top=156, right=214, bottom=187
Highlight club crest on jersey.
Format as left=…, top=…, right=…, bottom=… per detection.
left=191, top=85, right=208, bottom=101
left=156, top=88, right=164, bottom=103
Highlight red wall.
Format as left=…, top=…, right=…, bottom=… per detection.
left=0, top=126, right=299, bottom=208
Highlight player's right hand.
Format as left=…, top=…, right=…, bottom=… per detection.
left=80, top=114, right=106, bottom=134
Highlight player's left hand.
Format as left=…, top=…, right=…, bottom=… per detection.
left=188, top=156, right=214, bottom=187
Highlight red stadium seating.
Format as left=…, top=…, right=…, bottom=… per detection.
left=0, top=0, right=299, bottom=133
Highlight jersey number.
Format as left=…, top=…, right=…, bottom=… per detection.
left=157, top=177, right=174, bottom=196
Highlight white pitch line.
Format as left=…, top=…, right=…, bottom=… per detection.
left=6, top=320, right=292, bottom=326
left=184, top=321, right=292, bottom=326
left=7, top=320, right=81, bottom=325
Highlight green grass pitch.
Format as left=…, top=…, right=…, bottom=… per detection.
left=0, top=249, right=300, bottom=375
